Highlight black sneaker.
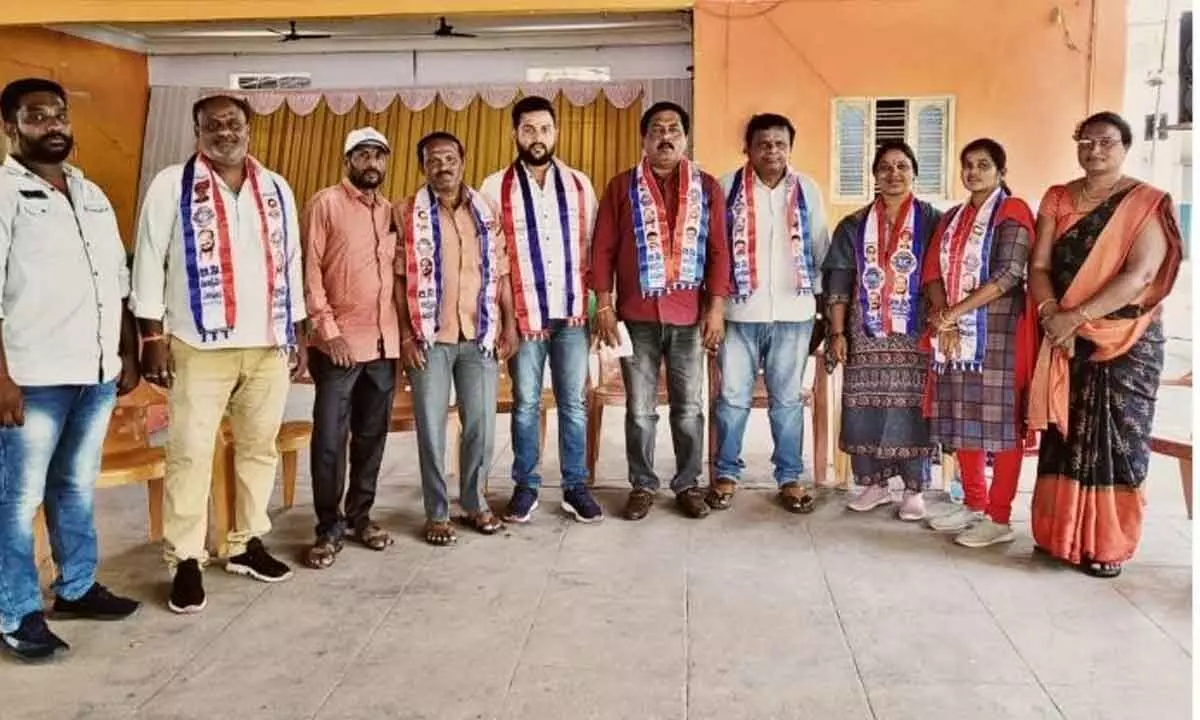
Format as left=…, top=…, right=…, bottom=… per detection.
left=53, top=583, right=140, bottom=621
left=561, top=487, right=604, bottom=523
left=1, top=611, right=69, bottom=662
left=504, top=486, right=540, bottom=523
left=168, top=559, right=207, bottom=614
left=225, top=538, right=293, bottom=583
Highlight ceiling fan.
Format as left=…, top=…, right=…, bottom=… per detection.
left=432, top=17, right=477, bottom=39
left=266, top=21, right=333, bottom=43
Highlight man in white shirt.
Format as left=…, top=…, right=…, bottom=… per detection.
left=480, top=96, right=603, bottom=524
left=710, top=113, right=831, bottom=514
left=131, top=95, right=307, bottom=614
left=0, top=78, right=141, bottom=662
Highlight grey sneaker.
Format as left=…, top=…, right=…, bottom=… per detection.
left=927, top=507, right=983, bottom=532
left=955, top=518, right=1016, bottom=548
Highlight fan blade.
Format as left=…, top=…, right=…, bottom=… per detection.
left=449, top=31, right=477, bottom=38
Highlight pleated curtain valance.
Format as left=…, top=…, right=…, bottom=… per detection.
left=200, top=81, right=646, bottom=115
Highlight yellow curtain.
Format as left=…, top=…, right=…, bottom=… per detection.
left=249, top=93, right=643, bottom=207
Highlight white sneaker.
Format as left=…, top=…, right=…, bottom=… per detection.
left=897, top=491, right=927, bottom=522
left=927, top=507, right=982, bottom=532
left=847, top=485, right=892, bottom=512
left=955, top=518, right=1016, bottom=548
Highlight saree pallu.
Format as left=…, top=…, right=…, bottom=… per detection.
left=824, top=198, right=942, bottom=490
left=1029, top=183, right=1183, bottom=564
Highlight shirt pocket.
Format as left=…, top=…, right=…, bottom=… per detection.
left=11, top=199, right=65, bottom=258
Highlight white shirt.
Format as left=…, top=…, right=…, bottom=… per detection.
left=718, top=169, right=831, bottom=324
left=480, top=161, right=598, bottom=320
left=131, top=161, right=306, bottom=349
left=0, top=156, right=129, bottom=386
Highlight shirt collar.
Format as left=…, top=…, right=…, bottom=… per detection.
left=751, top=166, right=790, bottom=192
left=2, top=154, right=81, bottom=182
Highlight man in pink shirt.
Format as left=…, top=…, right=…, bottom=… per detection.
left=300, top=127, right=399, bottom=568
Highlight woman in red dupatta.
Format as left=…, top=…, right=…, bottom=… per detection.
left=1027, top=112, right=1183, bottom=578
left=920, top=139, right=1039, bottom=548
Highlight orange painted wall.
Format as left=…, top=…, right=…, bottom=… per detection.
left=0, top=27, right=148, bottom=243
left=693, top=0, right=1127, bottom=219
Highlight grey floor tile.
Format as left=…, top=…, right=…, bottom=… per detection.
left=866, top=683, right=1063, bottom=720
left=500, top=662, right=685, bottom=720
left=841, top=608, right=1038, bottom=686
left=1047, top=682, right=1192, bottom=720
left=135, top=585, right=397, bottom=719
left=1111, top=565, right=1193, bottom=655
left=984, top=606, right=1192, bottom=688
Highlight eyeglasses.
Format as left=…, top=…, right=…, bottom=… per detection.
left=1076, top=137, right=1122, bottom=151
left=199, top=120, right=247, bottom=135
left=18, top=109, right=69, bottom=127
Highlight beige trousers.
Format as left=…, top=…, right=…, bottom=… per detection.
left=162, top=340, right=290, bottom=566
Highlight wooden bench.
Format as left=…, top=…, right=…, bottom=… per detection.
left=1151, top=371, right=1192, bottom=518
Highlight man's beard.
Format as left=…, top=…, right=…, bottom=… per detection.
left=517, top=143, right=554, bottom=167
left=21, top=132, right=74, bottom=163
left=350, top=170, right=383, bottom=190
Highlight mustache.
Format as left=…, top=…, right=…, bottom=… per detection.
left=656, top=142, right=675, bottom=151
left=39, top=132, right=71, bottom=145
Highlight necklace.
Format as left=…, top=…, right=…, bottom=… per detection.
left=1081, top=175, right=1123, bottom=203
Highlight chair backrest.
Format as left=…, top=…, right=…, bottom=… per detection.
left=595, top=352, right=625, bottom=393
left=497, top=359, right=515, bottom=402
left=103, top=382, right=167, bottom=455
left=392, top=363, right=415, bottom=416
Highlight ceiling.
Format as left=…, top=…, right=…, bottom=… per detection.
left=51, top=12, right=693, bottom=55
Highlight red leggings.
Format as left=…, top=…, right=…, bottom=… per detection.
left=956, top=448, right=1023, bottom=525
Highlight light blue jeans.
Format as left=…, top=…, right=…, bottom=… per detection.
left=714, top=321, right=813, bottom=486
left=407, top=342, right=497, bottom=522
left=0, top=382, right=117, bottom=633
left=509, top=322, right=589, bottom=491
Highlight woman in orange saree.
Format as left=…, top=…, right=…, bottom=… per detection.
left=1027, top=112, right=1183, bottom=578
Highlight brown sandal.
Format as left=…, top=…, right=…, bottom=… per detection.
left=304, top=536, right=343, bottom=569
left=779, top=483, right=816, bottom=514
left=424, top=520, right=457, bottom=546
left=465, top=511, right=503, bottom=535
left=705, top=479, right=737, bottom=510
left=353, top=523, right=394, bottom=551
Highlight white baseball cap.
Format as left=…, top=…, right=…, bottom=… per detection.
left=344, top=127, right=390, bottom=155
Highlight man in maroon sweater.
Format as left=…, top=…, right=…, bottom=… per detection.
left=589, top=101, right=731, bottom=521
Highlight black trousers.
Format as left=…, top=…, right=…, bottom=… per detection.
left=309, top=349, right=396, bottom=538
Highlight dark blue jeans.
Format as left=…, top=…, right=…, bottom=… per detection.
left=620, top=321, right=705, bottom=493
left=509, top=322, right=589, bottom=491
left=0, top=382, right=117, bottom=632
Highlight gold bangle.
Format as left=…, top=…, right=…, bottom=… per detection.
left=596, top=305, right=615, bottom=315
left=1036, top=299, right=1057, bottom=316
left=141, top=335, right=166, bottom=344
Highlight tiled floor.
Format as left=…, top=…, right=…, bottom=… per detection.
left=2, top=402, right=1192, bottom=720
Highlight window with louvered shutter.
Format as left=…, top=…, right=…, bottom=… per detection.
left=830, top=95, right=954, bottom=203
left=909, top=98, right=951, bottom=199
left=832, top=99, right=870, bottom=202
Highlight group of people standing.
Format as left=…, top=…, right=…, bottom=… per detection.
left=0, top=74, right=1181, bottom=663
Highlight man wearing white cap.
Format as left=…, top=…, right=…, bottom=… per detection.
left=299, top=127, right=399, bottom=568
